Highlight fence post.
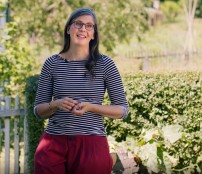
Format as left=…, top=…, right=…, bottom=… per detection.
left=143, top=56, right=149, bottom=71
left=5, top=96, right=11, bottom=174
left=24, top=97, right=28, bottom=174
left=14, top=95, right=20, bottom=173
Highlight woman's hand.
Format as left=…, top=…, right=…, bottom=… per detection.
left=55, top=97, right=79, bottom=112
left=71, top=102, right=91, bottom=116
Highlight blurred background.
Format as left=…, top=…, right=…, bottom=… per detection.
left=0, top=0, right=202, bottom=94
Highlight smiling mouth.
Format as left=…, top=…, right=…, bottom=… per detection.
left=77, top=34, right=86, bottom=38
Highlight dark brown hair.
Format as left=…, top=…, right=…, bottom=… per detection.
left=60, top=8, right=100, bottom=76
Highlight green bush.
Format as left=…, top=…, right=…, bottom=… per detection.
left=24, top=75, right=44, bottom=174
left=160, top=1, right=183, bottom=22
left=105, top=71, right=202, bottom=173
left=0, top=21, right=36, bottom=96
left=196, top=0, right=202, bottom=18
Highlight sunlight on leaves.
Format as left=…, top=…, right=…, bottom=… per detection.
left=162, top=124, right=183, bottom=144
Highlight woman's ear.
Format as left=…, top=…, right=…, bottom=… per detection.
left=67, top=27, right=70, bottom=34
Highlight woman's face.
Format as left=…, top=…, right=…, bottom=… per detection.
left=68, top=15, right=95, bottom=47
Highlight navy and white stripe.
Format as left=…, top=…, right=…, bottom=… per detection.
left=34, top=54, right=128, bottom=136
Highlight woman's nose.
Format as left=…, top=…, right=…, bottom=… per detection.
left=80, top=24, right=86, bottom=31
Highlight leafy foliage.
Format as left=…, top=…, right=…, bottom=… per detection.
left=11, top=0, right=148, bottom=53
left=24, top=75, right=44, bottom=174
left=160, top=1, right=183, bottom=22
left=0, top=21, right=36, bottom=96
left=196, top=0, right=202, bottom=17
left=10, top=0, right=71, bottom=51
left=105, top=72, right=202, bottom=173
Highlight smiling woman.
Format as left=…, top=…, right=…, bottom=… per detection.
left=66, top=15, right=95, bottom=48
left=33, top=7, right=128, bottom=174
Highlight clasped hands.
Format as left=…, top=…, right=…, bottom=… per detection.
left=55, top=97, right=90, bottom=116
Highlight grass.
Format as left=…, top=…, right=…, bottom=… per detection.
left=113, top=16, right=202, bottom=75
left=112, top=54, right=202, bottom=76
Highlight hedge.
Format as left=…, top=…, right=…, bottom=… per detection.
left=104, top=71, right=202, bottom=173
left=24, top=75, right=44, bottom=174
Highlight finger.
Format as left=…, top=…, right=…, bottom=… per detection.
left=75, top=104, right=82, bottom=110
left=61, top=99, right=74, bottom=109
left=71, top=106, right=84, bottom=115
left=66, top=105, right=74, bottom=111
left=65, top=98, right=79, bottom=107
left=65, top=97, right=79, bottom=103
left=71, top=105, right=80, bottom=112
left=57, top=100, right=73, bottom=111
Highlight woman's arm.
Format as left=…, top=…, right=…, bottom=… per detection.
left=34, top=102, right=57, bottom=119
left=90, top=104, right=126, bottom=119
left=71, top=102, right=127, bottom=119
left=102, top=56, right=129, bottom=119
left=35, top=98, right=79, bottom=119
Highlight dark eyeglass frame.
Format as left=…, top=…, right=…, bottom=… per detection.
left=71, top=21, right=95, bottom=31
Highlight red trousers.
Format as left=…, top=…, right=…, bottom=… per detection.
left=34, top=132, right=113, bottom=174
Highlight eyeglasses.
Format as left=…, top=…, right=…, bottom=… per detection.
left=72, top=21, right=94, bottom=31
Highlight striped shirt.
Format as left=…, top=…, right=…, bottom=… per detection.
left=34, top=54, right=128, bottom=136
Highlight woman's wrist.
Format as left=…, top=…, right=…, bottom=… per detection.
left=49, top=100, right=59, bottom=112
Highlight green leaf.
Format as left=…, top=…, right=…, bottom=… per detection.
left=162, top=125, right=183, bottom=144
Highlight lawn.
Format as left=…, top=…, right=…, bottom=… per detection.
left=113, top=17, right=202, bottom=75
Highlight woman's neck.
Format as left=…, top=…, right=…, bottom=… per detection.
left=61, top=46, right=90, bottom=61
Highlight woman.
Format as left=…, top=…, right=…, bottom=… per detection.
left=34, top=7, right=128, bottom=174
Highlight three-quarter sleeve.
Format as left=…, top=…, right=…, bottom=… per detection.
left=103, top=56, right=129, bottom=119
left=34, top=57, right=54, bottom=108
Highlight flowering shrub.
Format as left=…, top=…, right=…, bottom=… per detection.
left=105, top=72, right=202, bottom=173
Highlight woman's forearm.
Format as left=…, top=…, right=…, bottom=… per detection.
left=35, top=98, right=128, bottom=119
left=71, top=102, right=127, bottom=119
left=90, top=104, right=125, bottom=119
left=35, top=98, right=79, bottom=119
left=35, top=101, right=58, bottom=119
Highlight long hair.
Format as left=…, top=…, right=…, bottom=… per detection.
left=60, top=8, right=100, bottom=76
